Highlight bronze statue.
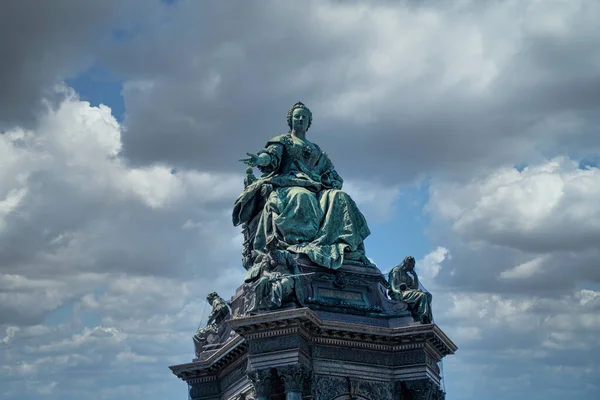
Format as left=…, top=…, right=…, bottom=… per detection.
left=192, top=292, right=230, bottom=356
left=233, top=102, right=372, bottom=270
left=244, top=248, right=302, bottom=314
left=388, top=256, right=433, bottom=324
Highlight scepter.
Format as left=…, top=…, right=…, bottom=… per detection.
left=268, top=272, right=316, bottom=281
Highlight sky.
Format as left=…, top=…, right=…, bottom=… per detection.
left=1, top=0, right=599, bottom=399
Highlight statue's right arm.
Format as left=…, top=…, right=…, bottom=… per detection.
left=256, top=143, right=283, bottom=174
left=255, top=153, right=271, bottom=166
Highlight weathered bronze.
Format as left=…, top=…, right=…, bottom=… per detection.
left=243, top=247, right=302, bottom=314
left=388, top=256, right=433, bottom=324
left=233, top=102, right=372, bottom=270
left=175, top=103, right=453, bottom=400
left=192, top=292, right=230, bottom=357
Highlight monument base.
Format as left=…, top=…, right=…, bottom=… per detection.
left=171, top=305, right=455, bottom=400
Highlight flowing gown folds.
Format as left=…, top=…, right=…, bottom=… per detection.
left=233, top=134, right=371, bottom=270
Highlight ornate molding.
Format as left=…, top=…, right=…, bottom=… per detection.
left=229, top=308, right=456, bottom=355
left=170, top=334, right=248, bottom=381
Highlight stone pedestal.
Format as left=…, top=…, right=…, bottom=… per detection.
left=171, top=308, right=455, bottom=400
left=170, top=262, right=457, bottom=400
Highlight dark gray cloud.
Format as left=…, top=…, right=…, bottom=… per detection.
left=102, top=0, right=600, bottom=185
left=425, top=157, right=600, bottom=296
left=0, top=94, right=242, bottom=327
left=0, top=0, right=158, bottom=130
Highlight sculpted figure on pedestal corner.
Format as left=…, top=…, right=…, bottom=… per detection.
left=388, top=256, right=433, bottom=324
left=192, top=292, right=230, bottom=356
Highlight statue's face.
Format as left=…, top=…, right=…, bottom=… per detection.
left=291, top=108, right=310, bottom=133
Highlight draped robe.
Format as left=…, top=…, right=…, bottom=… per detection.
left=233, top=134, right=371, bottom=270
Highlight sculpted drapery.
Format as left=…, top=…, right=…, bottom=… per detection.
left=233, top=102, right=371, bottom=270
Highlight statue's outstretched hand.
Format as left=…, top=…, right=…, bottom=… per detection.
left=239, top=153, right=259, bottom=167
left=240, top=152, right=270, bottom=167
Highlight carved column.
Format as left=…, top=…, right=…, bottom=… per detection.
left=247, top=369, right=272, bottom=400
left=279, top=365, right=307, bottom=400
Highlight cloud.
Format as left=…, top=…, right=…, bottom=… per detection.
left=1, top=327, right=19, bottom=344
left=1, top=1, right=600, bottom=400
left=424, top=157, right=600, bottom=298
left=0, top=0, right=161, bottom=130
left=432, top=287, right=600, bottom=398
left=417, top=246, right=450, bottom=282
left=98, top=0, right=600, bottom=187
left=424, top=156, right=600, bottom=398
left=343, top=180, right=401, bottom=223
left=0, top=89, right=243, bottom=329
left=428, top=158, right=600, bottom=253
left=500, top=255, right=548, bottom=280
left=0, top=87, right=251, bottom=399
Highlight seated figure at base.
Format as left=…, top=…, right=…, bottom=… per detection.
left=193, top=292, right=230, bottom=356
left=388, top=256, right=433, bottom=324
left=233, top=102, right=372, bottom=270
left=244, top=247, right=302, bottom=314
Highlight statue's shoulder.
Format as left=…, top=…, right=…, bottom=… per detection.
left=388, top=265, right=402, bottom=277
left=266, top=133, right=293, bottom=147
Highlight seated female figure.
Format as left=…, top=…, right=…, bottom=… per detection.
left=233, top=102, right=371, bottom=270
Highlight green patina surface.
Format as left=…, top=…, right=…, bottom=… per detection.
left=233, top=102, right=371, bottom=270
left=388, top=256, right=433, bottom=324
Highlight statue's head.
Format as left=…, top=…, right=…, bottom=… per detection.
left=206, top=291, right=219, bottom=303
left=287, top=102, right=313, bottom=133
left=401, top=256, right=416, bottom=271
